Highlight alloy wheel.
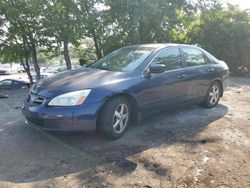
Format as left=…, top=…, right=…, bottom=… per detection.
left=112, top=103, right=129, bottom=134
left=209, top=85, right=220, bottom=105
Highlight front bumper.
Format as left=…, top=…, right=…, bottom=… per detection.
left=222, top=71, right=230, bottom=94
left=22, top=99, right=104, bottom=132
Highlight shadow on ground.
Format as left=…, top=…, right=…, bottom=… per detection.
left=0, top=103, right=228, bottom=185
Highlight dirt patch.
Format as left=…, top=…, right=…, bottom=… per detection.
left=0, top=88, right=28, bottom=124
left=0, top=77, right=249, bottom=187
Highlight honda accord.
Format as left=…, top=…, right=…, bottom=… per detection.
left=22, top=44, right=229, bottom=138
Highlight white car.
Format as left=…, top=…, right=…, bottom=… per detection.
left=0, top=64, right=19, bottom=75
left=24, top=73, right=54, bottom=83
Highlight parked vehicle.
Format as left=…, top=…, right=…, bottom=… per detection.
left=0, top=94, right=9, bottom=98
left=56, top=66, right=67, bottom=73
left=31, top=73, right=54, bottom=83
left=46, top=66, right=67, bottom=74
left=72, top=65, right=82, bottom=70
left=22, top=44, right=229, bottom=139
left=17, top=66, right=26, bottom=73
left=0, top=64, right=19, bottom=75
left=40, top=67, right=48, bottom=73
left=0, top=79, right=29, bottom=90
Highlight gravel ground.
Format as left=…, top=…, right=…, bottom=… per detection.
left=0, top=77, right=249, bottom=188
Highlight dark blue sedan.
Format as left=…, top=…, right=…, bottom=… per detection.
left=22, top=44, right=229, bottom=138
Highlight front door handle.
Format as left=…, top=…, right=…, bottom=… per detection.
left=208, top=68, right=215, bottom=72
left=177, top=74, right=186, bottom=79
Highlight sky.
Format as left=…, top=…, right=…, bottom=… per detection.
left=223, top=0, right=250, bottom=10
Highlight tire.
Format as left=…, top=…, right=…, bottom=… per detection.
left=98, top=96, right=131, bottom=139
left=203, top=81, right=221, bottom=108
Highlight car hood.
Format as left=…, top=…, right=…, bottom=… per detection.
left=32, top=68, right=130, bottom=98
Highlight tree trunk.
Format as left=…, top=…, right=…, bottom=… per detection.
left=30, top=37, right=40, bottom=80
left=63, top=40, right=72, bottom=70
left=82, top=1, right=103, bottom=60
left=21, top=34, right=34, bottom=85
left=138, top=20, right=143, bottom=44
left=20, top=58, right=33, bottom=86
left=91, top=30, right=102, bottom=60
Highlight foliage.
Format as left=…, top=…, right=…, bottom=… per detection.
left=70, top=38, right=97, bottom=65
left=103, top=0, right=191, bottom=53
left=0, top=0, right=249, bottom=76
left=42, top=0, right=82, bottom=69
left=186, top=3, right=250, bottom=75
left=37, top=47, right=60, bottom=64
left=0, top=0, right=50, bottom=80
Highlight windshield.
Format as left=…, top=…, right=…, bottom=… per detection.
left=89, top=46, right=155, bottom=72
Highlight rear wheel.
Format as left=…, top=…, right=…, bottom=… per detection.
left=98, top=97, right=130, bottom=139
left=203, top=81, right=221, bottom=108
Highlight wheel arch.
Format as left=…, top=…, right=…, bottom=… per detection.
left=96, top=92, right=140, bottom=129
left=212, top=78, right=223, bottom=97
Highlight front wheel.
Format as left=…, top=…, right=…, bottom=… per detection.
left=98, top=97, right=131, bottom=139
left=203, top=82, right=221, bottom=108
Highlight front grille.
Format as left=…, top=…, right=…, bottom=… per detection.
left=27, top=91, right=46, bottom=106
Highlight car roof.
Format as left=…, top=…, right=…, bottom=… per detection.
left=126, top=43, right=199, bottom=50
left=0, top=79, right=28, bottom=83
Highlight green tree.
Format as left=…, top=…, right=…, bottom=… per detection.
left=0, top=36, right=34, bottom=84
left=1, top=0, right=249, bottom=77
left=76, top=0, right=106, bottom=59
left=70, top=38, right=97, bottom=64
left=186, top=3, right=250, bottom=75
left=103, top=0, right=191, bottom=52
left=37, top=47, right=60, bottom=65
left=44, top=0, right=82, bottom=69
left=0, top=0, right=48, bottom=80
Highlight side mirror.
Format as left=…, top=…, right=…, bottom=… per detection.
left=148, top=64, right=166, bottom=74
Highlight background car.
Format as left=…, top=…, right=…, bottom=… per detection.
left=0, top=64, right=19, bottom=75
left=46, top=66, right=67, bottom=74
left=22, top=44, right=229, bottom=139
left=0, top=79, right=29, bottom=90
left=0, top=93, right=9, bottom=98
left=31, top=73, right=54, bottom=83
left=72, top=65, right=82, bottom=70
left=17, top=66, right=26, bottom=73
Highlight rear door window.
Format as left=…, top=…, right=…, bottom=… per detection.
left=182, top=48, right=206, bottom=66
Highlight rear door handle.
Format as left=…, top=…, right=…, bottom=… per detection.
left=208, top=68, right=215, bottom=72
left=177, top=74, right=186, bottom=79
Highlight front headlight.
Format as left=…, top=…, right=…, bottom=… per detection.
left=48, top=89, right=91, bottom=106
